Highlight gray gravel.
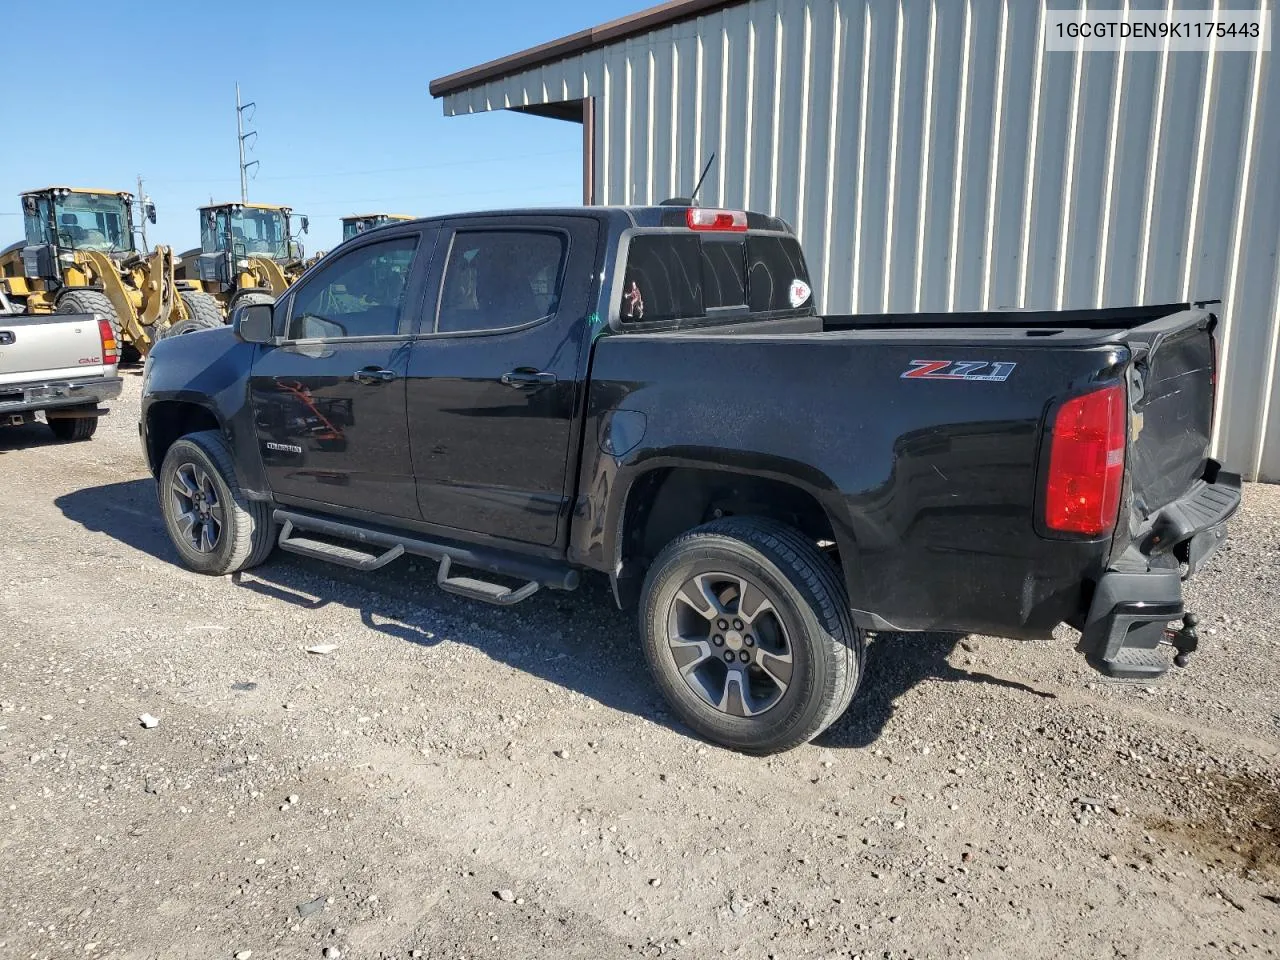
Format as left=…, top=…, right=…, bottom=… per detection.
left=0, top=371, right=1277, bottom=958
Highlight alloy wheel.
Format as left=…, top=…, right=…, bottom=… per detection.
left=665, top=571, right=794, bottom=717
left=169, top=462, right=224, bottom=554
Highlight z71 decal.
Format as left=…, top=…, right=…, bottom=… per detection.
left=901, top=360, right=1017, bottom=382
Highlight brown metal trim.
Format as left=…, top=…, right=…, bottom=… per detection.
left=429, top=0, right=746, bottom=98
left=582, top=97, right=596, bottom=205
left=511, top=101, right=586, bottom=122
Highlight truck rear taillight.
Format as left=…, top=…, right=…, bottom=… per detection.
left=1044, top=383, right=1126, bottom=536
left=99, top=319, right=118, bottom=366
left=686, top=208, right=748, bottom=232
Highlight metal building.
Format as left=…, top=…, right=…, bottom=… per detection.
left=431, top=0, right=1280, bottom=481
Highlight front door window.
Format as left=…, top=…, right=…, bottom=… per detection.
left=287, top=236, right=419, bottom=340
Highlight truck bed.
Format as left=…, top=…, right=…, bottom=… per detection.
left=679, top=301, right=1208, bottom=345
left=585, top=303, right=1221, bottom=641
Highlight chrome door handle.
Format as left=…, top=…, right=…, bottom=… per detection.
left=500, top=370, right=557, bottom=388
left=353, top=367, right=397, bottom=384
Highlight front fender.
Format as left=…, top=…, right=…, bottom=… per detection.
left=141, top=328, right=268, bottom=496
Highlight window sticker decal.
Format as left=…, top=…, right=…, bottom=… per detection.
left=788, top=278, right=811, bottom=308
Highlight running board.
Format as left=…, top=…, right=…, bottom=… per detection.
left=271, top=508, right=578, bottom=605
left=436, top=555, right=539, bottom=606
left=278, top=519, right=404, bottom=571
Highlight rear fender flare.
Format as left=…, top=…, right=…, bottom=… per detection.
left=605, top=450, right=859, bottom=602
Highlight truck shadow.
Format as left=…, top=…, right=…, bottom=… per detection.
left=817, top=632, right=1056, bottom=750
left=56, top=478, right=1055, bottom=752
left=0, top=420, right=62, bottom=453
left=55, top=479, right=671, bottom=735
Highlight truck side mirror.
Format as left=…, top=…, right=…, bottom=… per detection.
left=233, top=301, right=275, bottom=344
left=146, top=203, right=157, bottom=225
left=300, top=216, right=309, bottom=234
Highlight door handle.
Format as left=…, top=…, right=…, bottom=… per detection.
left=352, top=367, right=397, bottom=384
left=500, top=370, right=557, bottom=388
left=0, top=331, right=14, bottom=346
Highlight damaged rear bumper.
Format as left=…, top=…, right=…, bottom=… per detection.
left=1080, top=467, right=1240, bottom=679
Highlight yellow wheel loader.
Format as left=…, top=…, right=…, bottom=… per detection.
left=0, top=187, right=218, bottom=359
left=341, top=213, right=412, bottom=242
left=295, top=214, right=411, bottom=270
left=175, top=202, right=310, bottom=319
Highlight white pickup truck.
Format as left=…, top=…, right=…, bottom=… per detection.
left=0, top=293, right=122, bottom=441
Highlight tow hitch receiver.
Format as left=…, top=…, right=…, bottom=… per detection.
left=1164, top=612, right=1200, bottom=668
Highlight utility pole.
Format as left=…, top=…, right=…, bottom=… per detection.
left=236, top=83, right=259, bottom=203
left=135, top=174, right=150, bottom=253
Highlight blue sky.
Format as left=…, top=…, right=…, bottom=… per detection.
left=0, top=0, right=639, bottom=254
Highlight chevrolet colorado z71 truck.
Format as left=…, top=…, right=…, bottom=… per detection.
left=140, top=204, right=1238, bottom=753
left=1, top=295, right=121, bottom=440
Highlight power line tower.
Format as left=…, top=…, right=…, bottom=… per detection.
left=135, top=174, right=150, bottom=253
left=236, top=83, right=259, bottom=203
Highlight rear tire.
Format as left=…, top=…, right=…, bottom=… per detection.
left=182, top=290, right=225, bottom=325
left=231, top=291, right=275, bottom=311
left=56, top=288, right=120, bottom=346
left=158, top=430, right=276, bottom=575
left=161, top=292, right=225, bottom=339
left=639, top=517, right=863, bottom=754
left=48, top=409, right=98, bottom=442
left=56, top=289, right=141, bottom=363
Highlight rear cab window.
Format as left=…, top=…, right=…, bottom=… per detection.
left=619, top=228, right=812, bottom=326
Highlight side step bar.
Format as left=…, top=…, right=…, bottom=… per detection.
left=278, top=519, right=404, bottom=571
left=273, top=508, right=579, bottom=606
left=435, top=555, right=540, bottom=606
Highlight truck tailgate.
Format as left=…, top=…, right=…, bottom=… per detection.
left=1122, top=308, right=1217, bottom=517
left=0, top=313, right=108, bottom=386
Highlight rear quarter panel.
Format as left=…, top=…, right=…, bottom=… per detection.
left=576, top=331, right=1131, bottom=638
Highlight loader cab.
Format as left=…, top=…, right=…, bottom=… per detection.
left=188, top=202, right=310, bottom=299
left=17, top=187, right=147, bottom=282
left=341, top=213, right=412, bottom=243
left=201, top=203, right=307, bottom=264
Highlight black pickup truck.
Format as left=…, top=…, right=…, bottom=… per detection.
left=140, top=204, right=1239, bottom=753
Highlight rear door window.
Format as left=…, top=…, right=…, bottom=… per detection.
left=437, top=230, right=567, bottom=333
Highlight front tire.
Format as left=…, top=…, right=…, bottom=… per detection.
left=640, top=517, right=863, bottom=754
left=158, top=430, right=275, bottom=575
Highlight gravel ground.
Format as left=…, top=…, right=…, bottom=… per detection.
left=1, top=370, right=1277, bottom=959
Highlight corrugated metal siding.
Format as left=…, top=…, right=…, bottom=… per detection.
left=443, top=0, right=1280, bottom=481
